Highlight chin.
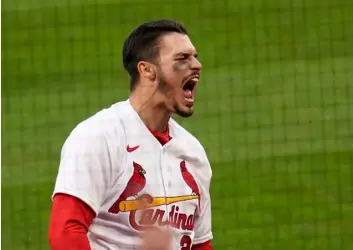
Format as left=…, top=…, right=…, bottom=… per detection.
left=175, top=105, right=194, bottom=118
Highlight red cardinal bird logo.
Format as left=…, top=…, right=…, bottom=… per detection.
left=108, top=162, right=147, bottom=214
left=180, top=160, right=201, bottom=211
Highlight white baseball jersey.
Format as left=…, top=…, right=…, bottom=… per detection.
left=52, top=99, right=213, bottom=250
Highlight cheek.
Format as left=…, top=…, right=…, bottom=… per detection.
left=161, top=69, right=185, bottom=87
left=173, top=61, right=189, bottom=72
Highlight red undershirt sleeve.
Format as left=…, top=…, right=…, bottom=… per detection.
left=192, top=240, right=213, bottom=250
left=48, top=193, right=95, bottom=250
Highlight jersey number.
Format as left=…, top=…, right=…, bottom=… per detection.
left=180, top=235, right=192, bottom=250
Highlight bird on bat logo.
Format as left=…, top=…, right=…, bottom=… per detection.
left=108, top=162, right=146, bottom=214
left=180, top=160, right=201, bottom=211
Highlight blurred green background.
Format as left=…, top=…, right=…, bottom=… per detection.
left=2, top=0, right=353, bottom=249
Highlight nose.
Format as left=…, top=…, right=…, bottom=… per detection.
left=191, top=56, right=202, bottom=72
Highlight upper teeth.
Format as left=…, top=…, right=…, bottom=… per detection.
left=189, top=77, right=198, bottom=83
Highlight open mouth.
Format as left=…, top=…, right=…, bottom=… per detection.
left=182, top=76, right=199, bottom=103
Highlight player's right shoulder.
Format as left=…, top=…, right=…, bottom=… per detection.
left=63, top=100, right=132, bottom=147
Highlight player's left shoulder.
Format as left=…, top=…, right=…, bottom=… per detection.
left=169, top=119, right=212, bottom=172
left=171, top=119, right=205, bottom=149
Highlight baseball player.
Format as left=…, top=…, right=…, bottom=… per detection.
left=48, top=19, right=213, bottom=250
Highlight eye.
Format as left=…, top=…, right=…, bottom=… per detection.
left=175, top=53, right=198, bottom=61
left=177, top=56, right=188, bottom=61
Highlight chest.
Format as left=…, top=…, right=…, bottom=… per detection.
left=105, top=140, right=202, bottom=234
left=124, top=146, right=194, bottom=197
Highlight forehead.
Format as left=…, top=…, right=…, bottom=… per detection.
left=158, top=33, right=196, bottom=57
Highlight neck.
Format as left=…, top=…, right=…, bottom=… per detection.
left=129, top=87, right=171, bottom=133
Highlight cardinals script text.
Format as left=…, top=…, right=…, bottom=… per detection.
left=129, top=205, right=196, bottom=231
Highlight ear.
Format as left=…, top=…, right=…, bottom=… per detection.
left=137, top=61, right=157, bottom=81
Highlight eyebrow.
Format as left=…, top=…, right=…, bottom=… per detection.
left=174, top=52, right=198, bottom=58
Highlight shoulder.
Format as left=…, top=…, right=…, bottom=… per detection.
left=170, top=119, right=212, bottom=176
left=63, top=100, right=132, bottom=150
left=170, top=119, right=207, bottom=156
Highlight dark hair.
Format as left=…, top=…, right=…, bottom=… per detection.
left=122, top=19, right=188, bottom=91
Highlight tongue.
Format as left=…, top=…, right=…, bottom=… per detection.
left=184, top=89, right=192, bottom=99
